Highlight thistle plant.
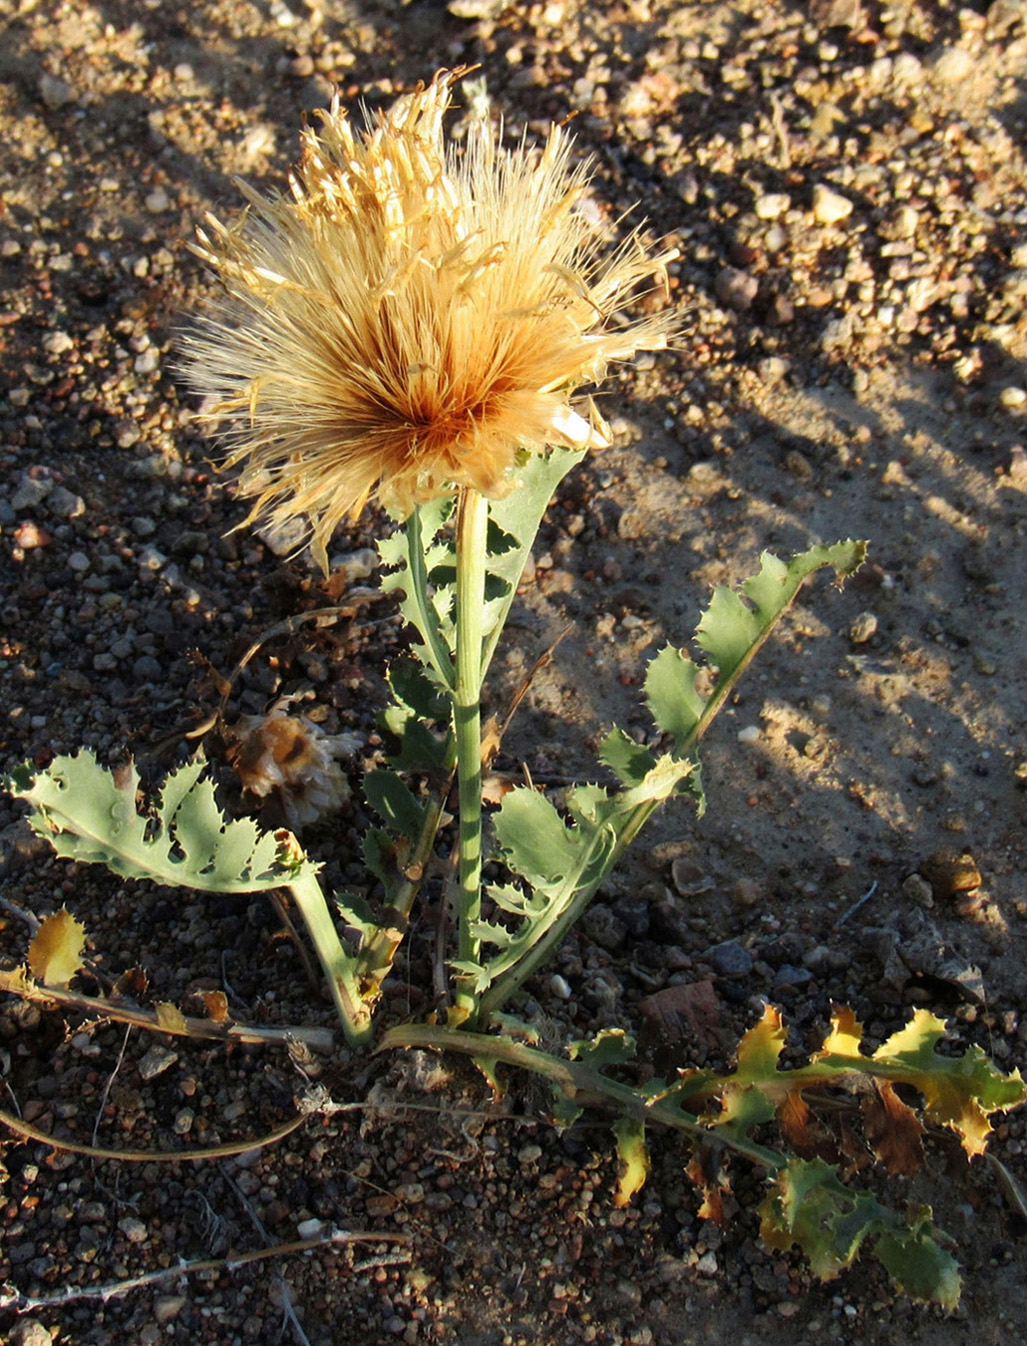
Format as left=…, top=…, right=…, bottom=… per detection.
left=3, top=72, right=1022, bottom=1310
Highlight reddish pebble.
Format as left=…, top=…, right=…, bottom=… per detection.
left=14, top=521, right=50, bottom=549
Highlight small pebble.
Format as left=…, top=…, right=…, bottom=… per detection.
left=714, top=266, right=759, bottom=311
left=812, top=183, right=853, bottom=224
left=138, top=1044, right=179, bottom=1080
left=737, top=725, right=761, bottom=744
left=39, top=74, right=74, bottom=109
left=145, top=188, right=170, bottom=213
left=705, top=940, right=753, bottom=979
left=754, top=192, right=790, bottom=220
left=118, top=1217, right=148, bottom=1244
left=12, top=474, right=52, bottom=510
left=932, top=46, right=973, bottom=85
left=848, top=611, right=877, bottom=644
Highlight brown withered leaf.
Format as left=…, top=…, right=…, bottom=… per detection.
left=778, top=1086, right=814, bottom=1154
left=200, top=990, right=230, bottom=1023
left=481, top=772, right=515, bottom=805
left=480, top=716, right=502, bottom=770
left=27, top=909, right=86, bottom=987
left=154, top=1001, right=188, bottom=1034
left=113, top=966, right=149, bottom=998
left=861, top=1079, right=925, bottom=1176
left=685, top=1143, right=732, bottom=1225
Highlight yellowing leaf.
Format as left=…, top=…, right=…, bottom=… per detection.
left=27, top=909, right=86, bottom=987
left=155, top=1001, right=188, bottom=1034
left=874, top=1009, right=1026, bottom=1156
left=814, top=1004, right=864, bottom=1060
left=0, top=966, right=33, bottom=996
left=612, top=1115, right=649, bottom=1207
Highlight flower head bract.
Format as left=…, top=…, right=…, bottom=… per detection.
left=181, top=69, right=678, bottom=569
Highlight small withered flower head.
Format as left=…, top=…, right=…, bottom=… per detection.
left=181, top=69, right=678, bottom=567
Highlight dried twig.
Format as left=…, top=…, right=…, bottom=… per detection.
left=0, top=1106, right=308, bottom=1162
left=0, top=970, right=334, bottom=1050
left=0, top=1229, right=410, bottom=1315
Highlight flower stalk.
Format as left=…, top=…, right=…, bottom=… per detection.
left=452, top=487, right=489, bottom=1021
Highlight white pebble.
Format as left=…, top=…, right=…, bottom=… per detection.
left=549, top=973, right=572, bottom=1000
left=933, top=47, right=973, bottom=85
left=145, top=188, right=170, bottom=213
left=812, top=184, right=853, bottom=225
left=296, top=1217, right=325, bottom=1239
left=43, top=330, right=74, bottom=355
left=737, top=725, right=761, bottom=744
left=755, top=192, right=791, bottom=220
left=999, top=386, right=1026, bottom=409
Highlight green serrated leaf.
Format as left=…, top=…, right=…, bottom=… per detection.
left=872, top=1009, right=1026, bottom=1155
left=874, top=1212, right=961, bottom=1310
left=549, top=1087, right=584, bottom=1129
left=644, top=540, right=867, bottom=760
left=493, top=787, right=585, bottom=888
left=4, top=752, right=312, bottom=892
left=363, top=826, right=403, bottom=897
left=363, top=769, right=426, bottom=842
left=569, top=1028, right=636, bottom=1069
left=599, top=726, right=658, bottom=786
left=759, top=1158, right=883, bottom=1280
left=644, top=645, right=708, bottom=747
left=388, top=659, right=452, bottom=722
left=480, top=447, right=587, bottom=676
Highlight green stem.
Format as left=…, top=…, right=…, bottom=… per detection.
left=287, top=869, right=373, bottom=1049
left=378, top=1023, right=784, bottom=1172
left=353, top=767, right=452, bottom=1004
left=453, top=487, right=489, bottom=1021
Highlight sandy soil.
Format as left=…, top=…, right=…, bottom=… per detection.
left=1, top=1, right=1026, bottom=1343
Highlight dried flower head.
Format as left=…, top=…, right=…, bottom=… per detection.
left=225, top=709, right=357, bottom=831
left=181, top=69, right=678, bottom=568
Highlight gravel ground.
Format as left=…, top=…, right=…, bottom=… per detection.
left=2, top=1, right=1027, bottom=1343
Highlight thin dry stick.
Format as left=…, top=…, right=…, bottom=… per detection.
left=0, top=972, right=334, bottom=1050
left=0, top=1106, right=308, bottom=1162
left=91, top=1023, right=133, bottom=1148
left=0, top=1230, right=410, bottom=1315
left=221, top=1161, right=312, bottom=1346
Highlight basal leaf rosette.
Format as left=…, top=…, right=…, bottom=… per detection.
left=181, top=69, right=678, bottom=568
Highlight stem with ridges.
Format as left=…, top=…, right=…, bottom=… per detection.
left=453, top=487, right=489, bottom=1021
left=287, top=868, right=373, bottom=1048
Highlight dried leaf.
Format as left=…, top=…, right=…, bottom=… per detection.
left=686, top=1145, right=731, bottom=1225
left=0, top=966, right=33, bottom=997
left=155, top=1002, right=188, bottom=1034
left=862, top=1081, right=925, bottom=1176
left=200, top=990, right=230, bottom=1023
left=113, top=966, right=149, bottom=998
left=27, top=909, right=86, bottom=987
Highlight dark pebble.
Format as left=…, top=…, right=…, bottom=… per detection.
left=773, top=964, right=814, bottom=992
left=583, top=904, right=627, bottom=951
left=705, top=939, right=753, bottom=978
left=612, top=896, right=651, bottom=939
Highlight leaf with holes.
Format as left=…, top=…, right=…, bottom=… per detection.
left=5, top=752, right=316, bottom=893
